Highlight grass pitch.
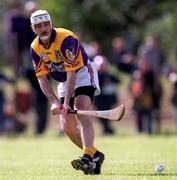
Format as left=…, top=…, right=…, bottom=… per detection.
left=0, top=132, right=177, bottom=180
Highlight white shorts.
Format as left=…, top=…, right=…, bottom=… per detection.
left=57, top=61, right=100, bottom=98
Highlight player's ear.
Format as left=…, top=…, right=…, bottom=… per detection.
left=31, top=25, right=35, bottom=32
left=31, top=25, right=38, bottom=35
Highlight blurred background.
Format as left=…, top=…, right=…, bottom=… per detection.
left=0, top=0, right=177, bottom=137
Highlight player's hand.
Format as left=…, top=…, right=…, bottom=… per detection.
left=60, top=103, right=70, bottom=118
left=51, top=103, right=62, bottom=115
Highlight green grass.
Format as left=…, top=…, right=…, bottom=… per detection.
left=0, top=133, right=177, bottom=180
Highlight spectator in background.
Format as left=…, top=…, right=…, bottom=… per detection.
left=23, top=1, right=49, bottom=135
left=89, top=41, right=121, bottom=135
left=3, top=0, right=49, bottom=135
left=129, top=57, right=154, bottom=134
left=0, top=73, right=27, bottom=135
left=109, top=36, right=136, bottom=74
left=3, top=0, right=23, bottom=77
left=3, top=0, right=32, bottom=135
left=94, top=55, right=120, bottom=135
left=137, top=35, right=166, bottom=133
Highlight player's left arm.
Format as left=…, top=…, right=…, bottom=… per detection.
left=60, top=34, right=82, bottom=115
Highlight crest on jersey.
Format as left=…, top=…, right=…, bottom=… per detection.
left=55, top=50, right=62, bottom=62
left=65, top=49, right=76, bottom=64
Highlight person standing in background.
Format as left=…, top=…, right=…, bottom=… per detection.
left=3, top=0, right=31, bottom=134
left=138, top=35, right=166, bottom=133
left=3, top=0, right=22, bottom=77
left=130, top=57, right=154, bottom=134
left=3, top=0, right=49, bottom=135
left=24, top=0, right=49, bottom=135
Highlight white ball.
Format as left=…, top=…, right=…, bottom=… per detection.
left=155, top=163, right=165, bottom=173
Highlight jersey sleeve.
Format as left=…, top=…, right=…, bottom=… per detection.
left=30, top=47, right=48, bottom=77
left=60, top=35, right=84, bottom=71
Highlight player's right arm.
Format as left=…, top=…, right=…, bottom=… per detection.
left=37, top=75, right=62, bottom=115
left=30, top=46, right=62, bottom=115
left=37, top=75, right=60, bottom=104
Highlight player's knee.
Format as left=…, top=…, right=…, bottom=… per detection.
left=74, top=96, right=91, bottom=110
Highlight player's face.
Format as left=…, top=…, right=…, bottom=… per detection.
left=34, top=21, right=52, bottom=41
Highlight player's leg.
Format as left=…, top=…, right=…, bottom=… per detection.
left=59, top=97, right=82, bottom=149
left=58, top=61, right=104, bottom=174
left=74, top=95, right=94, bottom=149
left=60, top=114, right=82, bottom=148
left=59, top=95, right=104, bottom=174
left=71, top=86, right=104, bottom=175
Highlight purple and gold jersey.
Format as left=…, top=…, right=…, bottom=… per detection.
left=30, top=28, right=88, bottom=82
